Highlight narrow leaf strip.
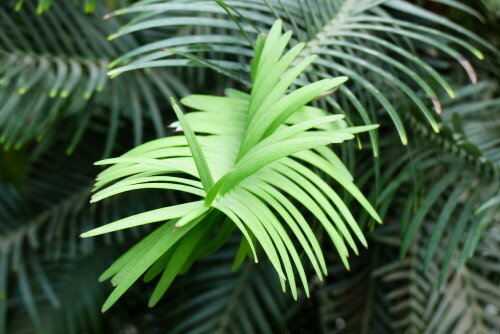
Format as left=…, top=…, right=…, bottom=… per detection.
left=81, top=201, right=206, bottom=237
left=170, top=98, right=214, bottom=191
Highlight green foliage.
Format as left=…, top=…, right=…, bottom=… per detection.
left=83, top=20, right=380, bottom=310
left=10, top=0, right=128, bottom=13
left=316, top=224, right=500, bottom=333
left=167, top=239, right=294, bottom=334
left=105, top=0, right=496, bottom=152
left=0, top=1, right=188, bottom=153
left=481, top=0, right=500, bottom=17
left=1, top=0, right=499, bottom=333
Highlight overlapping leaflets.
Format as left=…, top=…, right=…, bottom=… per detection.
left=82, top=20, right=381, bottom=311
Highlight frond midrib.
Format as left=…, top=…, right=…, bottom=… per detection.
left=298, top=0, right=356, bottom=60
left=0, top=185, right=92, bottom=248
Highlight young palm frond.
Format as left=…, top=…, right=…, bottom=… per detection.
left=104, top=0, right=495, bottom=154
left=82, top=20, right=381, bottom=311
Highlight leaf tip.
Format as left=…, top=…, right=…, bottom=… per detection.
left=431, top=97, right=442, bottom=115
left=458, top=56, right=477, bottom=85
left=103, top=12, right=116, bottom=19
left=313, top=87, right=340, bottom=101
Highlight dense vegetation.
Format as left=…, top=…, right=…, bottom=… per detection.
left=1, top=0, right=499, bottom=333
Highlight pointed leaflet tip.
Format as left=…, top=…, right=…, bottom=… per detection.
left=431, top=97, right=442, bottom=115
left=475, top=50, right=484, bottom=60
left=458, top=56, right=477, bottom=85
left=103, top=12, right=116, bottom=19
left=313, top=76, right=349, bottom=100
left=313, top=87, right=339, bottom=101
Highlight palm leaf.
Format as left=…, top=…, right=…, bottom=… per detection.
left=0, top=127, right=180, bottom=333
left=82, top=20, right=381, bottom=311
left=105, top=0, right=496, bottom=153
left=0, top=1, right=188, bottom=153
left=161, top=239, right=294, bottom=334
left=348, top=78, right=500, bottom=282
left=372, top=224, right=500, bottom=334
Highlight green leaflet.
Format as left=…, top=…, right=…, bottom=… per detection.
left=101, top=218, right=203, bottom=312
left=80, top=201, right=206, bottom=237
left=170, top=98, right=214, bottom=191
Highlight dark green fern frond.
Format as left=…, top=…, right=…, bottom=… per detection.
left=316, top=223, right=500, bottom=333
left=372, top=224, right=500, bottom=333
left=0, top=1, right=188, bottom=153
left=315, top=238, right=395, bottom=334
left=0, top=127, right=182, bottom=333
left=349, top=78, right=500, bottom=283
left=105, top=0, right=496, bottom=152
left=6, top=252, right=111, bottom=334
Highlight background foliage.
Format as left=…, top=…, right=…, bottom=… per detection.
left=1, top=0, right=499, bottom=333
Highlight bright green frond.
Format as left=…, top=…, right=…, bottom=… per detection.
left=83, top=19, right=379, bottom=309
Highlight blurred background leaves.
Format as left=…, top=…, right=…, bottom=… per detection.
left=0, top=0, right=499, bottom=333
